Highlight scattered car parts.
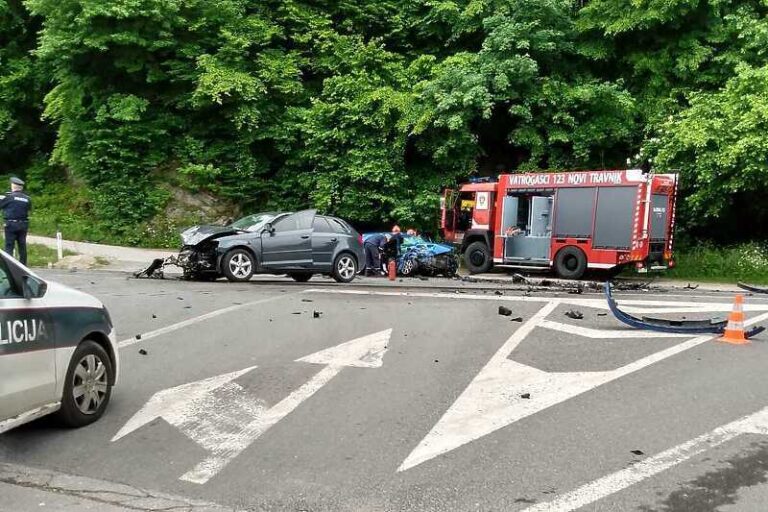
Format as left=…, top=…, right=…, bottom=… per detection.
left=606, top=281, right=765, bottom=337
left=738, top=282, right=768, bottom=294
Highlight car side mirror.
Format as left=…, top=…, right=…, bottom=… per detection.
left=22, top=275, right=47, bottom=299
left=262, top=223, right=275, bottom=235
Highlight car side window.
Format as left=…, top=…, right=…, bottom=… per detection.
left=329, top=218, right=351, bottom=234
left=274, top=211, right=314, bottom=232
left=0, top=257, right=20, bottom=298
left=313, top=217, right=333, bottom=233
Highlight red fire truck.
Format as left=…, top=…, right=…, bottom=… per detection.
left=440, top=169, right=678, bottom=279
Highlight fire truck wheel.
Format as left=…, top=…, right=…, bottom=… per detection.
left=554, top=246, right=587, bottom=279
left=464, top=241, right=492, bottom=274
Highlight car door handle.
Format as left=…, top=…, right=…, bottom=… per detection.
left=301, top=235, right=310, bottom=239
left=330, top=238, right=338, bottom=242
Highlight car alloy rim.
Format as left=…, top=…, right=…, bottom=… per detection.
left=72, top=354, right=108, bottom=415
left=402, top=259, right=414, bottom=274
left=229, top=253, right=252, bottom=278
left=338, top=256, right=355, bottom=280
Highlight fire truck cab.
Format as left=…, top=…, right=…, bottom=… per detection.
left=440, top=169, right=678, bottom=279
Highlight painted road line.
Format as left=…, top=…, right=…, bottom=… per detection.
left=398, top=309, right=768, bottom=472
left=305, top=289, right=768, bottom=314
left=521, top=406, right=768, bottom=512
left=118, top=293, right=297, bottom=349
left=179, top=329, right=393, bottom=484
left=538, top=320, right=690, bottom=338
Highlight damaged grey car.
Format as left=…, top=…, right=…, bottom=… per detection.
left=144, top=210, right=365, bottom=283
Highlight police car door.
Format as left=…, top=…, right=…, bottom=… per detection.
left=0, top=252, right=55, bottom=423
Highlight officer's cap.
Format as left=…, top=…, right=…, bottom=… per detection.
left=10, top=177, right=24, bottom=186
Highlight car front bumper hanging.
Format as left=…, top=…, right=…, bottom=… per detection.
left=605, top=281, right=765, bottom=337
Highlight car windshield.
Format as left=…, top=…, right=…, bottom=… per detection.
left=229, top=213, right=276, bottom=232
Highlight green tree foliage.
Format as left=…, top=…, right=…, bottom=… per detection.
left=1, top=0, right=766, bottom=242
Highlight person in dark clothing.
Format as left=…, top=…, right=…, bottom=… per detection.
left=363, top=233, right=390, bottom=276
left=0, top=177, right=31, bottom=265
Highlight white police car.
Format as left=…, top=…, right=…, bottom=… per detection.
left=0, top=250, right=118, bottom=433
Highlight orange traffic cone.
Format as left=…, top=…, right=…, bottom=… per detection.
left=720, top=294, right=749, bottom=345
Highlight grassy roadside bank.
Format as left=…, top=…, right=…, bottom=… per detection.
left=664, top=243, right=768, bottom=285
left=1, top=243, right=76, bottom=268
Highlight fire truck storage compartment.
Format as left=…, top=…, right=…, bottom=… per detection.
left=502, top=194, right=552, bottom=263
left=553, top=188, right=596, bottom=238
left=650, top=194, right=669, bottom=241
left=593, top=187, right=637, bottom=249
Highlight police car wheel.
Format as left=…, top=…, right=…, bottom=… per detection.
left=57, top=340, right=113, bottom=428
left=223, top=249, right=255, bottom=282
left=554, top=246, right=588, bottom=280
left=332, top=253, right=357, bottom=283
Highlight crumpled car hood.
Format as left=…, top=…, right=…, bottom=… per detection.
left=180, top=225, right=239, bottom=246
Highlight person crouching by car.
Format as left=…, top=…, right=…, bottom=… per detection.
left=363, top=233, right=390, bottom=276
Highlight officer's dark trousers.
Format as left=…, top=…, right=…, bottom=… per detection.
left=5, top=221, right=28, bottom=265
left=364, top=243, right=382, bottom=273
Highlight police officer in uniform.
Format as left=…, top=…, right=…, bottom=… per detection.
left=0, top=177, right=32, bottom=265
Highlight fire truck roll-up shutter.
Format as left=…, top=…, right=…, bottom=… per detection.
left=553, top=188, right=595, bottom=238
left=593, top=187, right=637, bottom=249
left=650, top=194, right=669, bottom=241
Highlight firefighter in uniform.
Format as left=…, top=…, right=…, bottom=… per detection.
left=0, top=177, right=32, bottom=265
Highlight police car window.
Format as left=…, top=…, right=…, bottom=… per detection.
left=313, top=217, right=333, bottom=233
left=0, top=257, right=20, bottom=298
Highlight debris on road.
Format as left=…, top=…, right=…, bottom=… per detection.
left=630, top=450, right=644, bottom=456
left=565, top=310, right=584, bottom=320
left=684, top=283, right=699, bottom=290
left=292, top=312, right=302, bottom=315
left=605, top=281, right=763, bottom=336
left=498, top=306, right=513, bottom=316
left=301, top=299, right=314, bottom=303
left=313, top=310, right=322, bottom=319
left=152, top=314, right=157, bottom=319
left=134, top=334, right=142, bottom=340
left=738, top=282, right=768, bottom=294
left=134, top=258, right=167, bottom=279
left=510, top=317, right=523, bottom=322
left=520, top=393, right=531, bottom=399
left=138, top=349, right=148, bottom=355
left=494, top=290, right=504, bottom=296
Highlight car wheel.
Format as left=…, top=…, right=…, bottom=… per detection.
left=332, top=253, right=357, bottom=283
left=554, top=246, right=588, bottom=279
left=56, top=340, right=114, bottom=428
left=223, top=249, right=255, bottom=282
left=289, top=272, right=313, bottom=282
left=464, top=241, right=492, bottom=274
left=401, top=258, right=417, bottom=276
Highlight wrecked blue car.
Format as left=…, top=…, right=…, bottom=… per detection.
left=362, top=234, right=460, bottom=277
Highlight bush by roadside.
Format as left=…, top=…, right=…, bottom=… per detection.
left=665, top=243, right=768, bottom=285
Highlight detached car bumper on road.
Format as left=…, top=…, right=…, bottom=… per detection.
left=0, top=250, right=118, bottom=434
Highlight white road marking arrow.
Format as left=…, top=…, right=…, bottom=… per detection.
left=398, top=305, right=768, bottom=472
left=112, top=366, right=260, bottom=443
left=180, top=328, right=392, bottom=484
left=113, top=329, right=393, bottom=485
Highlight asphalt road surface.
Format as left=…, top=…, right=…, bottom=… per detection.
left=3, top=270, right=768, bottom=512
